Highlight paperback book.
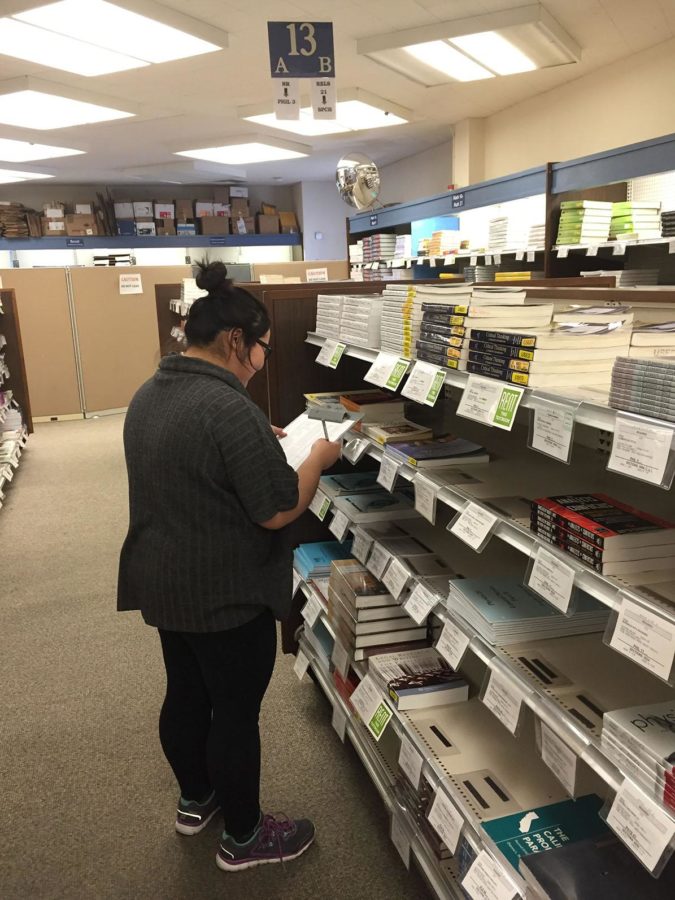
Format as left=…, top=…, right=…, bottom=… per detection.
left=368, top=646, right=469, bottom=710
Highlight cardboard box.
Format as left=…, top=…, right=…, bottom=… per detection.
left=257, top=213, right=280, bottom=234
left=279, top=211, right=299, bottom=233
left=177, top=221, right=197, bottom=236
left=116, top=219, right=136, bottom=236
left=199, top=216, right=230, bottom=235
left=133, top=201, right=153, bottom=218
left=114, top=202, right=134, bottom=219
left=231, top=215, right=255, bottom=235
left=213, top=202, right=231, bottom=217
left=65, top=214, right=98, bottom=236
left=155, top=218, right=176, bottom=236
left=230, top=197, right=250, bottom=217
left=194, top=201, right=215, bottom=217
left=213, top=187, right=230, bottom=202
left=154, top=202, right=175, bottom=219
left=261, top=202, right=277, bottom=215
left=135, top=221, right=156, bottom=236
left=175, top=198, right=193, bottom=219
left=43, top=205, right=65, bottom=218
left=75, top=203, right=93, bottom=215
left=41, top=216, right=65, bottom=235
left=229, top=185, right=249, bottom=198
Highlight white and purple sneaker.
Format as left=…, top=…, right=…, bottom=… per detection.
left=216, top=813, right=316, bottom=871
left=175, top=791, right=220, bottom=835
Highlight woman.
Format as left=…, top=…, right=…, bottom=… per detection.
left=117, top=261, right=341, bottom=872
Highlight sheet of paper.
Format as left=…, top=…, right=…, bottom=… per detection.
left=531, top=400, right=576, bottom=462
left=606, top=780, right=675, bottom=872
left=404, top=581, right=437, bottom=625
left=482, top=668, right=526, bottom=735
left=609, top=597, right=675, bottom=681
left=608, top=417, right=673, bottom=486
left=301, top=594, right=323, bottom=628
left=309, top=490, right=331, bottom=521
left=528, top=546, right=576, bottom=613
left=382, top=556, right=412, bottom=600
left=293, top=650, right=310, bottom=681
left=331, top=639, right=351, bottom=678
left=413, top=473, right=439, bottom=524
left=450, top=502, right=498, bottom=551
left=377, top=454, right=401, bottom=492
left=364, top=352, right=409, bottom=390
left=280, top=412, right=354, bottom=470
left=367, top=542, right=391, bottom=580
left=316, top=339, right=346, bottom=368
left=398, top=735, right=424, bottom=789
left=436, top=620, right=470, bottom=670
left=540, top=723, right=577, bottom=796
left=332, top=704, right=347, bottom=742
left=462, top=851, right=518, bottom=900
left=329, top=509, right=351, bottom=542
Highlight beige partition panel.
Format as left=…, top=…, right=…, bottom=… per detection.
left=0, top=268, right=82, bottom=419
left=251, top=259, right=348, bottom=282
left=70, top=265, right=190, bottom=414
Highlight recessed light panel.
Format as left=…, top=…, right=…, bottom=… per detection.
left=450, top=32, right=536, bottom=75
left=0, top=168, right=53, bottom=183
left=0, top=137, right=84, bottom=161
left=404, top=41, right=493, bottom=81
left=0, top=89, right=134, bottom=129
left=244, top=99, right=408, bottom=136
left=176, top=142, right=308, bottom=165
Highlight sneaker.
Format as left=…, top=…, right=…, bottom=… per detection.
left=216, top=813, right=316, bottom=871
left=175, top=791, right=221, bottom=836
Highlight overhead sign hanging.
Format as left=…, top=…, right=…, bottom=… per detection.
left=268, top=21, right=336, bottom=120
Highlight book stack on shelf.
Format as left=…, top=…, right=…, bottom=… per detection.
left=488, top=215, right=526, bottom=250
left=494, top=270, right=545, bottom=282
left=628, top=321, right=675, bottom=358
left=385, top=434, right=489, bottom=469
left=581, top=269, right=659, bottom=286
left=293, top=540, right=354, bottom=582
left=463, top=263, right=497, bottom=283
left=362, top=233, right=397, bottom=263
left=600, top=700, right=675, bottom=813
left=380, top=283, right=473, bottom=360
left=394, top=234, right=412, bottom=259
left=661, top=210, right=675, bottom=237
left=609, top=355, right=675, bottom=422
left=319, top=471, right=381, bottom=498
left=315, top=293, right=343, bottom=339
left=427, top=229, right=461, bottom=257
left=447, top=577, right=608, bottom=644
left=368, top=647, right=468, bottom=710
left=610, top=200, right=662, bottom=241
left=338, top=294, right=383, bottom=349
left=332, top=489, right=419, bottom=524
left=528, top=223, right=546, bottom=245
left=413, top=284, right=473, bottom=366
left=349, top=240, right=364, bottom=264
left=556, top=200, right=612, bottom=245
left=530, top=494, right=675, bottom=577
left=362, top=421, right=432, bottom=445
left=338, top=388, right=405, bottom=429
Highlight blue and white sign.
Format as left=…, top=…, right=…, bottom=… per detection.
left=268, top=22, right=336, bottom=120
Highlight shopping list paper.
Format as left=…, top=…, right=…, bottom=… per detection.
left=279, top=412, right=354, bottom=470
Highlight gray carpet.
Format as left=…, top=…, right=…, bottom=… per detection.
left=1, top=415, right=430, bottom=900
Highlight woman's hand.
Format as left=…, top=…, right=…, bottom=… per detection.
left=271, top=425, right=287, bottom=439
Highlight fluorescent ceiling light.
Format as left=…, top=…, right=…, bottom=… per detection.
left=0, top=89, right=133, bottom=129
left=0, top=137, right=84, bottom=161
left=450, top=31, right=536, bottom=75
left=0, top=0, right=222, bottom=76
left=243, top=93, right=409, bottom=136
left=175, top=142, right=308, bottom=165
left=0, top=168, right=53, bottom=183
left=404, top=40, right=493, bottom=82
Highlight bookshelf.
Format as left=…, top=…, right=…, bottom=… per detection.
left=0, top=288, right=32, bottom=512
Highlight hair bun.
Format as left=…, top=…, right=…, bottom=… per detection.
left=195, top=260, right=230, bottom=294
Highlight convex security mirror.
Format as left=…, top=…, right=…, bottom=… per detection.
left=336, top=152, right=380, bottom=210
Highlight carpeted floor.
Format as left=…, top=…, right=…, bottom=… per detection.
left=0, top=415, right=430, bottom=900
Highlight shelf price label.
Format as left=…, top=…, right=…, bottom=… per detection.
left=316, top=339, right=346, bottom=368
left=529, top=395, right=578, bottom=463
left=350, top=674, right=393, bottom=741
left=301, top=594, right=323, bottom=628
left=527, top=249, right=535, bottom=262
left=377, top=453, right=402, bottom=492
left=436, top=619, right=471, bottom=670
left=606, top=779, right=675, bottom=872
left=367, top=542, right=391, bottom=581
left=382, top=556, right=412, bottom=600
left=308, top=490, right=331, bottom=521
left=331, top=639, right=351, bottom=679
left=401, top=360, right=446, bottom=406
left=364, top=351, right=410, bottom=391
left=427, top=789, right=464, bottom=854
left=539, top=723, right=578, bottom=796
left=292, top=568, right=303, bottom=598
left=527, top=546, right=576, bottom=614
left=449, top=502, right=498, bottom=552
left=457, top=375, right=524, bottom=431
left=351, top=527, right=373, bottom=565
left=482, top=666, right=528, bottom=735
left=609, top=596, right=675, bottom=682
left=331, top=704, right=347, bottom=742
left=413, top=473, right=439, bottom=524
left=293, top=650, right=310, bottom=681
left=390, top=815, right=411, bottom=870
left=398, top=735, right=424, bottom=789
left=404, top=581, right=438, bottom=624
left=342, top=436, right=369, bottom=464
left=608, top=416, right=674, bottom=487
left=329, top=509, right=351, bottom=542
left=462, top=851, right=519, bottom=900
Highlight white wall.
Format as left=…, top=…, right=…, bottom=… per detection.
left=377, top=140, right=453, bottom=206
left=483, top=38, right=675, bottom=180
left=293, top=181, right=348, bottom=260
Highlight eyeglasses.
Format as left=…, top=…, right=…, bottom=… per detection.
left=256, top=338, right=272, bottom=358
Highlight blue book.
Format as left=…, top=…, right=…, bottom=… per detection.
left=294, top=540, right=352, bottom=580
left=386, top=435, right=489, bottom=469
left=333, top=491, right=418, bottom=523
left=481, top=795, right=609, bottom=873
left=319, top=471, right=381, bottom=497
left=452, top=578, right=605, bottom=624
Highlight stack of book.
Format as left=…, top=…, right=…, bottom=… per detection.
left=428, top=229, right=461, bottom=256
left=349, top=241, right=363, bottom=264
left=339, top=389, right=405, bottom=428
left=0, top=201, right=30, bottom=238
left=581, top=269, right=659, bottom=286
left=362, top=233, right=397, bottom=263
left=385, top=434, right=489, bottom=469
left=556, top=200, right=612, bottom=245
left=489, top=216, right=526, bottom=249
left=447, top=577, right=608, bottom=645
left=600, top=700, right=675, bottom=813
left=319, top=471, right=381, bottom=497
left=362, top=420, right=432, bottom=444
left=463, top=264, right=497, bottom=283
left=553, top=304, right=634, bottom=328
left=380, top=285, right=415, bottom=357
left=93, top=253, right=132, bottom=267
left=528, top=223, right=546, bottom=245
left=395, top=234, right=412, bottom=259
left=610, top=200, right=662, bottom=241
left=314, top=294, right=343, bottom=339
left=531, top=493, right=675, bottom=576
left=628, top=321, right=675, bottom=359
left=328, top=559, right=428, bottom=658
left=332, top=490, right=420, bottom=523
left=368, top=647, right=469, bottom=710
left=494, top=270, right=545, bottom=281
left=381, top=283, right=473, bottom=359
left=609, top=355, right=675, bottom=422
left=661, top=209, right=675, bottom=237
left=339, top=294, right=383, bottom=348
left=293, top=540, right=353, bottom=582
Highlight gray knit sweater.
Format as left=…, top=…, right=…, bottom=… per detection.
left=117, top=354, right=299, bottom=632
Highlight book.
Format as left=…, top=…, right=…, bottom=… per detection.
left=368, top=647, right=469, bottom=710
left=470, top=287, right=528, bottom=305
left=481, top=794, right=608, bottom=874
left=465, top=361, right=611, bottom=388
left=467, top=303, right=554, bottom=319
left=319, top=471, right=381, bottom=497
left=385, top=435, right=489, bottom=469
left=332, top=619, right=428, bottom=649
left=530, top=513, right=675, bottom=562
left=339, top=390, right=405, bottom=423
left=332, top=491, right=419, bottom=523
left=329, top=593, right=417, bottom=635
left=553, top=305, right=634, bottom=326
left=602, top=700, right=675, bottom=771
left=362, top=420, right=433, bottom=445
left=329, top=559, right=399, bottom=610
left=560, top=200, right=613, bottom=210
left=631, top=322, right=675, bottom=346
left=466, top=323, right=631, bottom=350
left=353, top=639, right=431, bottom=662
left=293, top=540, right=353, bottom=581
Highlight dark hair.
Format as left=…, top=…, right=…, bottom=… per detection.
left=184, top=260, right=270, bottom=349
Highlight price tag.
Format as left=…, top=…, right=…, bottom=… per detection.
left=350, top=674, right=393, bottom=741
left=398, top=735, right=424, bottom=789
left=309, top=490, right=331, bottom=521
left=428, top=790, right=464, bottom=854
left=404, top=581, right=438, bottom=624
left=292, top=568, right=302, bottom=598
left=530, top=400, right=576, bottom=462
left=540, top=723, right=578, bottom=796
left=343, top=437, right=369, bottom=464
left=332, top=704, right=347, bottom=742
left=444, top=257, right=455, bottom=266
left=608, top=417, right=673, bottom=486
left=329, top=509, right=351, bottom=542
left=482, top=667, right=526, bottom=735
left=669, top=239, right=675, bottom=255
left=382, top=556, right=412, bottom=600
left=364, top=351, right=409, bottom=391
left=527, top=546, right=576, bottom=613
left=485, top=254, right=492, bottom=265
left=613, top=243, right=626, bottom=256
left=301, top=594, right=323, bottom=628
left=413, top=473, right=439, bottom=524
left=462, top=851, right=518, bottom=900
left=557, top=246, right=569, bottom=258
left=331, top=639, right=351, bottom=678
left=449, top=502, right=498, bottom=552
left=377, top=454, right=402, bottom=492
left=436, top=620, right=470, bottom=670
left=493, top=252, right=501, bottom=265
left=367, top=542, right=391, bottom=581
left=527, top=249, right=535, bottom=262
left=587, top=244, right=599, bottom=256
left=400, top=360, right=446, bottom=406
left=352, top=528, right=372, bottom=565
left=456, top=375, right=524, bottom=431
left=606, top=780, right=675, bottom=872
left=515, top=250, right=525, bottom=261
left=470, top=255, right=478, bottom=266
left=316, top=339, right=347, bottom=369
left=293, top=650, right=310, bottom=681
left=390, top=815, right=411, bottom=870
left=609, top=597, right=675, bottom=682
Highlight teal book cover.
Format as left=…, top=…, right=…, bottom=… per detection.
left=481, top=794, right=609, bottom=872
left=452, top=578, right=603, bottom=623
left=319, top=471, right=380, bottom=495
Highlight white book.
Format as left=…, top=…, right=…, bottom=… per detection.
left=468, top=303, right=553, bottom=319
left=554, top=305, right=634, bottom=326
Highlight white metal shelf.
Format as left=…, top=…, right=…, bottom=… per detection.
left=554, top=237, right=674, bottom=255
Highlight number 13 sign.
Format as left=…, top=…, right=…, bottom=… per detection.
left=267, top=21, right=336, bottom=120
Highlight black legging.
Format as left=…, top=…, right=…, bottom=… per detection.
left=157, top=609, right=277, bottom=841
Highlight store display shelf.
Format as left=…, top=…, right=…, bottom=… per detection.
left=305, top=332, right=675, bottom=436
left=0, top=234, right=302, bottom=251
left=351, top=247, right=547, bottom=270
left=298, top=633, right=466, bottom=900
left=0, top=429, right=26, bottom=500
left=554, top=238, right=675, bottom=256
